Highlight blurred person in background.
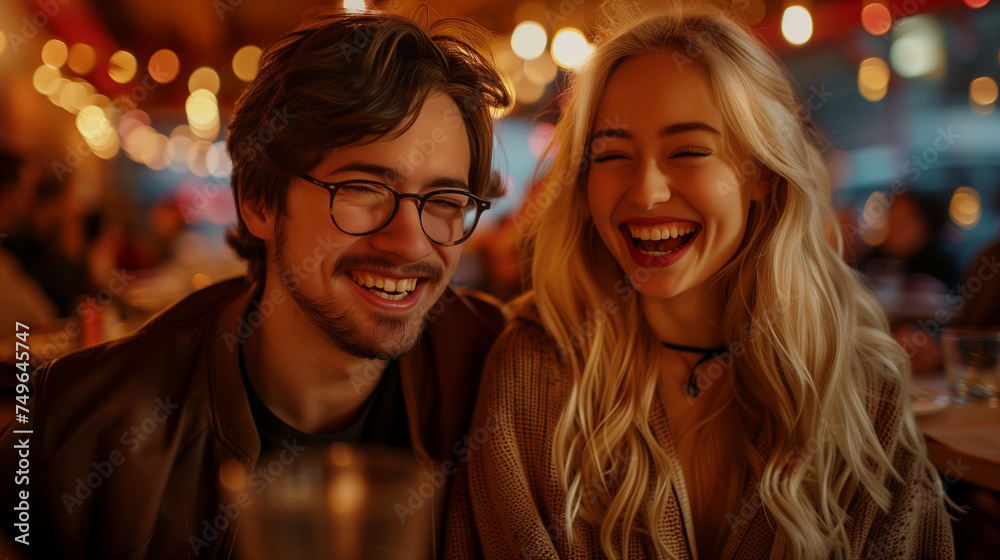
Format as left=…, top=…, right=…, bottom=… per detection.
left=445, top=2, right=953, bottom=558
left=3, top=175, right=89, bottom=317
left=0, top=9, right=510, bottom=560
left=0, top=148, right=58, bottom=330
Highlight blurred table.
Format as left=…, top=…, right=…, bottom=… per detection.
left=912, top=371, right=1000, bottom=492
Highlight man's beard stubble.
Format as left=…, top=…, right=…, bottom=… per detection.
left=274, top=218, right=446, bottom=359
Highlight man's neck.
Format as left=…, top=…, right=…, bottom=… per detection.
left=242, top=289, right=387, bottom=434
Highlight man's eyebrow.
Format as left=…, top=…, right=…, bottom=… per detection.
left=326, top=162, right=401, bottom=182
left=589, top=121, right=721, bottom=143
left=328, top=162, right=469, bottom=191
left=425, top=177, right=470, bottom=192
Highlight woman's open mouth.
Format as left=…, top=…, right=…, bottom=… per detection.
left=622, top=222, right=699, bottom=256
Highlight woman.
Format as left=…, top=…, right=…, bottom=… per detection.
left=445, top=3, right=954, bottom=559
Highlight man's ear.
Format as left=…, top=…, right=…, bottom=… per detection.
left=240, top=196, right=275, bottom=241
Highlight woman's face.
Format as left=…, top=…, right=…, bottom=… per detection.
left=586, top=51, right=767, bottom=303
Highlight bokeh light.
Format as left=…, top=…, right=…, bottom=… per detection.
left=233, top=45, right=262, bottom=82
left=949, top=186, right=981, bottom=229
left=551, top=28, right=592, bottom=69
left=58, top=81, right=88, bottom=114
left=781, top=6, right=813, bottom=46
left=343, top=0, right=366, bottom=12
left=67, top=43, right=97, bottom=75
left=860, top=192, right=891, bottom=246
left=186, top=89, right=220, bottom=132
left=970, top=76, right=999, bottom=105
left=149, top=49, right=181, bottom=84
left=76, top=105, right=119, bottom=159
left=511, top=21, right=547, bottom=60
left=858, top=57, right=890, bottom=102
left=207, top=141, right=232, bottom=178
left=108, top=50, right=138, bottom=83
left=963, top=0, right=990, bottom=8
left=188, top=66, right=221, bottom=95
left=187, top=140, right=213, bottom=177
left=41, top=39, right=68, bottom=69
left=861, top=3, right=892, bottom=36
left=889, top=16, right=944, bottom=79
left=33, top=65, right=62, bottom=95
left=142, top=133, right=172, bottom=171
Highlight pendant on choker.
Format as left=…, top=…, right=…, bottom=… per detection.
left=660, top=340, right=729, bottom=398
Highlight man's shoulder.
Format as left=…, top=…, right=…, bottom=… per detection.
left=38, top=277, right=250, bottom=392
left=436, top=285, right=507, bottom=330
left=422, top=285, right=508, bottom=348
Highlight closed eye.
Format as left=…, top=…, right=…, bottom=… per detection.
left=672, top=147, right=713, bottom=158
left=590, top=151, right=630, bottom=163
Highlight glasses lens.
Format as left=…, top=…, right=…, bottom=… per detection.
left=331, top=183, right=396, bottom=234
left=421, top=192, right=479, bottom=244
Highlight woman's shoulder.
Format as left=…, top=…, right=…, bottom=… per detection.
left=480, top=299, right=572, bottom=409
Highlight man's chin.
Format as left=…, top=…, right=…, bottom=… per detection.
left=324, top=311, right=425, bottom=361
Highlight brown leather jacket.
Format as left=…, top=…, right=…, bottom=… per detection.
left=0, top=278, right=506, bottom=559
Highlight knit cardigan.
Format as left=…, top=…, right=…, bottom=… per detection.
left=444, top=313, right=955, bottom=559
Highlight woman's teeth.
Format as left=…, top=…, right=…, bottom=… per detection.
left=627, top=223, right=696, bottom=241
left=626, top=223, right=697, bottom=256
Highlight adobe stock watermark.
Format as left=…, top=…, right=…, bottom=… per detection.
left=2, top=0, right=71, bottom=54
left=60, top=396, right=180, bottom=514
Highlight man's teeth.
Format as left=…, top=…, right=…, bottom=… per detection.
left=628, top=223, right=696, bottom=241
left=349, top=273, right=418, bottom=297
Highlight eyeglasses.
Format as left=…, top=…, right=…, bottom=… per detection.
left=299, top=175, right=491, bottom=246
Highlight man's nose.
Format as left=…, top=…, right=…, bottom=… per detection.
left=367, top=199, right=434, bottom=262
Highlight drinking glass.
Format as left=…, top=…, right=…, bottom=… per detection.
left=941, top=327, right=1000, bottom=408
left=222, top=443, right=432, bottom=560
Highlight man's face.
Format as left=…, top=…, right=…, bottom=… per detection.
left=271, top=93, right=470, bottom=359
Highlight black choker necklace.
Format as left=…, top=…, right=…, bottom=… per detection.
left=661, top=340, right=729, bottom=398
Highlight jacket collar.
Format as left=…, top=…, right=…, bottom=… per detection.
left=208, top=278, right=264, bottom=468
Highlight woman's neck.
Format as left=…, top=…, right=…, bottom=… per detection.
left=641, top=284, right=726, bottom=349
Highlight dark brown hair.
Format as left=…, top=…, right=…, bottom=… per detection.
left=225, top=9, right=511, bottom=283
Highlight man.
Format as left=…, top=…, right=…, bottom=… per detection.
left=0, top=10, right=510, bottom=559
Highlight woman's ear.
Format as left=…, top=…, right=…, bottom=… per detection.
left=750, top=164, right=776, bottom=202
left=240, top=196, right=275, bottom=241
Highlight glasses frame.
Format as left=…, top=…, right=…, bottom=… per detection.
left=299, top=174, right=491, bottom=246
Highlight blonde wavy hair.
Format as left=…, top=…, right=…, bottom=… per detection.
left=517, top=2, right=943, bottom=558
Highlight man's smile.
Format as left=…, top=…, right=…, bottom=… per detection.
left=349, top=271, right=420, bottom=301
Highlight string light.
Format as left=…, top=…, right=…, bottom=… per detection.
left=781, top=6, right=813, bottom=46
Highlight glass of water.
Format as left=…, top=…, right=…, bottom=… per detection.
left=221, top=443, right=433, bottom=560
left=941, top=328, right=1000, bottom=408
